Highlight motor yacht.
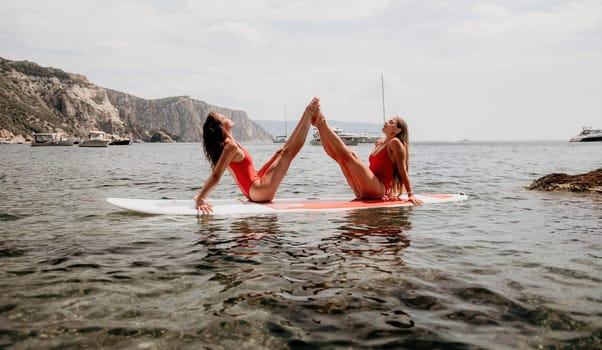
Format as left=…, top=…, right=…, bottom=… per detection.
left=569, top=127, right=602, bottom=142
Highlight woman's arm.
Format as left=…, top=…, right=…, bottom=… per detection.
left=388, top=138, right=423, bottom=205
left=196, top=142, right=238, bottom=213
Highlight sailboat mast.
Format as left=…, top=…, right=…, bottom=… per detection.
left=381, top=73, right=386, bottom=123
left=284, top=105, right=288, bottom=137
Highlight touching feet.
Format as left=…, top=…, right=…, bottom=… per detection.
left=312, top=107, right=326, bottom=127
left=305, top=97, right=320, bottom=123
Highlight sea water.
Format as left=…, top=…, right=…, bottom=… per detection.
left=0, top=141, right=600, bottom=349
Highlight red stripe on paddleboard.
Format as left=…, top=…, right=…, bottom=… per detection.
left=266, top=199, right=411, bottom=210
left=420, top=194, right=453, bottom=199
left=264, top=194, right=456, bottom=210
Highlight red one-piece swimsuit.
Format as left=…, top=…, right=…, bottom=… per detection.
left=368, top=145, right=395, bottom=195
left=228, top=147, right=260, bottom=200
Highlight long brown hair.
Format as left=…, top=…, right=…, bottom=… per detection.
left=390, top=116, right=410, bottom=197
left=202, top=112, right=226, bottom=167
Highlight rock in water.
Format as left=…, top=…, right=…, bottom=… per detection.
left=527, top=168, right=602, bottom=193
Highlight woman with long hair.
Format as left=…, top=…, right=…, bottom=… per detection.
left=312, top=106, right=423, bottom=205
left=195, top=97, right=319, bottom=213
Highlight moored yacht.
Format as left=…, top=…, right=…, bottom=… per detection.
left=569, top=127, right=602, bottom=142
left=273, top=105, right=289, bottom=143
left=272, top=135, right=287, bottom=143
left=79, top=131, right=110, bottom=147
left=356, top=133, right=381, bottom=144
left=109, top=135, right=132, bottom=145
left=311, top=127, right=359, bottom=146
left=31, top=133, right=75, bottom=146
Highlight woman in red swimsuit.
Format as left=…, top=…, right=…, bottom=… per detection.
left=313, top=106, right=423, bottom=205
left=195, top=97, right=320, bottom=213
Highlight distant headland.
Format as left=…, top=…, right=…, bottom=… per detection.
left=0, top=57, right=272, bottom=143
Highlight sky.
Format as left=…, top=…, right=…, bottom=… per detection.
left=1, top=0, right=601, bottom=141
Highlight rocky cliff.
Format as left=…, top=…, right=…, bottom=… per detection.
left=0, top=57, right=272, bottom=143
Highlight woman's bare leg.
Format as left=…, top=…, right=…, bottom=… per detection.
left=281, top=98, right=318, bottom=155
left=250, top=98, right=319, bottom=201
left=313, top=109, right=384, bottom=199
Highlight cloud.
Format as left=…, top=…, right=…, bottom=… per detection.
left=442, top=0, right=602, bottom=74
left=267, top=0, right=390, bottom=21
left=471, top=3, right=510, bottom=17
left=454, top=1, right=602, bottom=40
left=199, top=21, right=269, bottom=46
left=92, top=39, right=130, bottom=50
left=184, top=0, right=390, bottom=22
left=185, top=0, right=269, bottom=20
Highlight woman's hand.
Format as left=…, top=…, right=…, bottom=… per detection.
left=195, top=195, right=213, bottom=214
left=408, top=193, right=423, bottom=205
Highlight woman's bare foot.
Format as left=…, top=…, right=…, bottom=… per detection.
left=313, top=108, right=326, bottom=126
left=304, top=97, right=320, bottom=123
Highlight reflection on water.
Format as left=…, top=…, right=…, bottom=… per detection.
left=197, top=208, right=413, bottom=261
left=329, top=207, right=411, bottom=264
left=190, top=208, right=418, bottom=348
left=272, top=208, right=418, bottom=348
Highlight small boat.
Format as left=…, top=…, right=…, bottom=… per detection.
left=272, top=135, right=287, bottom=143
left=311, top=127, right=359, bottom=146
left=569, top=127, right=602, bottom=142
left=273, top=105, right=288, bottom=143
left=79, top=131, right=110, bottom=147
left=31, top=133, right=75, bottom=146
left=357, top=133, right=381, bottom=144
left=109, top=136, right=132, bottom=145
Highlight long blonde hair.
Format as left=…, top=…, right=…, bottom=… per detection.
left=390, top=116, right=410, bottom=197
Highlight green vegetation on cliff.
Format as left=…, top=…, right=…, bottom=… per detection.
left=0, top=58, right=68, bottom=136
left=2, top=58, right=79, bottom=83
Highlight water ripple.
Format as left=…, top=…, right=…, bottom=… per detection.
left=1, top=142, right=601, bottom=348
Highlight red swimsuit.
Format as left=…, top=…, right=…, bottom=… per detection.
left=229, top=147, right=260, bottom=199
left=228, top=146, right=278, bottom=200
left=369, top=145, right=395, bottom=194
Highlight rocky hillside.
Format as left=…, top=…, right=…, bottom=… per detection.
left=0, top=57, right=272, bottom=143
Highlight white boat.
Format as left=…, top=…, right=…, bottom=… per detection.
left=31, top=133, right=75, bottom=146
left=273, top=105, right=288, bottom=143
left=272, top=135, right=287, bottom=143
left=569, top=127, right=602, bottom=142
left=311, top=127, right=359, bottom=146
left=356, top=133, right=381, bottom=144
left=79, top=131, right=110, bottom=147
left=109, top=135, right=132, bottom=145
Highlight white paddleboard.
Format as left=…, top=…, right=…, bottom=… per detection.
left=106, top=193, right=467, bottom=216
